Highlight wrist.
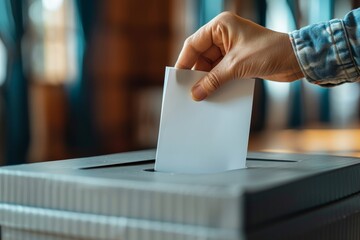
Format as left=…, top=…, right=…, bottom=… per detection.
left=286, top=33, right=304, bottom=81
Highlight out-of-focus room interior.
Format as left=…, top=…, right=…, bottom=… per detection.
left=0, top=0, right=360, bottom=166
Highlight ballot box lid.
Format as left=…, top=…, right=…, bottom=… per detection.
left=1, top=149, right=360, bottom=237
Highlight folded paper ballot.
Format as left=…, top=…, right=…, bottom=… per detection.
left=155, top=67, right=255, bottom=174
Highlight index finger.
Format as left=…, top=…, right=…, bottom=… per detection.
left=175, top=24, right=214, bottom=69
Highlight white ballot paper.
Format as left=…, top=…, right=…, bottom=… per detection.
left=155, top=67, right=255, bottom=174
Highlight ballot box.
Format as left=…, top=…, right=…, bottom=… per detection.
left=1, top=149, right=360, bottom=240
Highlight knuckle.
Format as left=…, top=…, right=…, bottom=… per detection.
left=217, top=11, right=234, bottom=20
left=211, top=12, right=236, bottom=36
left=183, top=36, right=200, bottom=54
left=212, top=20, right=225, bottom=35
left=214, top=11, right=236, bottom=26
left=183, top=36, right=193, bottom=46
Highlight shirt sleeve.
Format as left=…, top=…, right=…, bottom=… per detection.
left=289, top=8, right=360, bottom=86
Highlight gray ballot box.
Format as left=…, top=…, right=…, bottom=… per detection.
left=1, top=149, right=360, bottom=240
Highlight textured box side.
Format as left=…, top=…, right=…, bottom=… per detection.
left=0, top=169, right=242, bottom=231
left=247, top=191, right=360, bottom=240
left=0, top=204, right=241, bottom=240
left=244, top=161, right=360, bottom=229
left=2, top=227, right=79, bottom=240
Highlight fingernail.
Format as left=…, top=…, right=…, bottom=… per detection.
left=191, top=84, right=207, bottom=101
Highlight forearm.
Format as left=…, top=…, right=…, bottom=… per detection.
left=289, top=8, right=360, bottom=86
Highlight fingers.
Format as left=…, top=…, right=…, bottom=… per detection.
left=175, top=24, right=214, bottom=69
left=193, top=45, right=223, bottom=71
left=193, top=56, right=213, bottom=72
left=174, top=12, right=242, bottom=101
left=191, top=57, right=232, bottom=101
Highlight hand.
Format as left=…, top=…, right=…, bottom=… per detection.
left=175, top=12, right=304, bottom=101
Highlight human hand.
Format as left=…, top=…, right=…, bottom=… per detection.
left=175, top=12, right=304, bottom=101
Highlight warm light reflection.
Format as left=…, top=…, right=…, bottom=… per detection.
left=249, top=129, right=360, bottom=158
left=44, top=42, right=67, bottom=84
left=27, top=0, right=77, bottom=84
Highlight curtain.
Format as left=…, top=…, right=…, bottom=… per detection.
left=0, top=0, right=29, bottom=165
left=66, top=0, right=99, bottom=155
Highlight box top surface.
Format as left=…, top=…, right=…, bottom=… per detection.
left=2, top=149, right=358, bottom=190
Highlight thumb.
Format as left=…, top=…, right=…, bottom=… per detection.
left=191, top=60, right=232, bottom=101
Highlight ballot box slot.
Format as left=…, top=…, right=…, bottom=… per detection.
left=247, top=158, right=298, bottom=163
left=79, top=159, right=155, bottom=170
left=79, top=158, right=296, bottom=171
left=143, top=168, right=156, bottom=172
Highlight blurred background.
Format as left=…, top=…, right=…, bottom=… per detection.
left=0, top=0, right=360, bottom=165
